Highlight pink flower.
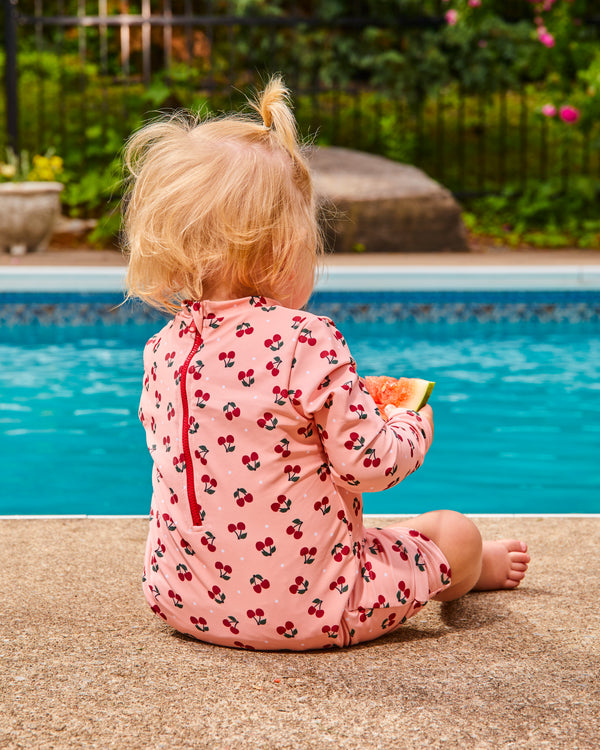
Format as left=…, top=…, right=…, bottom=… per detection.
left=541, top=104, right=557, bottom=117
left=445, top=9, right=458, bottom=25
left=559, top=106, right=580, bottom=124
left=538, top=32, right=555, bottom=48
left=478, top=39, right=488, bottom=48
left=469, top=0, right=482, bottom=6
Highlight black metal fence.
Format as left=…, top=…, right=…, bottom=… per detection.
left=2, top=0, right=599, bottom=199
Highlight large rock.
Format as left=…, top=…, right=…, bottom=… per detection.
left=307, top=146, right=468, bottom=253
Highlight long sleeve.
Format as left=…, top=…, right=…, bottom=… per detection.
left=289, top=316, right=433, bottom=493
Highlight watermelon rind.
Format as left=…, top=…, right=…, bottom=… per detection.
left=412, top=379, right=435, bottom=410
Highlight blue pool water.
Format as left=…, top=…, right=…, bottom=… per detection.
left=1, top=315, right=598, bottom=515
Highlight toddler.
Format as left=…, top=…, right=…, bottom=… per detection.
left=124, top=77, right=529, bottom=650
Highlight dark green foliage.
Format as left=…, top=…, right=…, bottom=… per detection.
left=2, top=0, right=599, bottom=246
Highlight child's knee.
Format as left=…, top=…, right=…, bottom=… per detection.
left=437, top=510, right=482, bottom=568
left=452, top=511, right=482, bottom=556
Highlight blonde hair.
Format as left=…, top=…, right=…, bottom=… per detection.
left=123, top=76, right=322, bottom=313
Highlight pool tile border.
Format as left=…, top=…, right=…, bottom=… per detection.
left=1, top=265, right=599, bottom=326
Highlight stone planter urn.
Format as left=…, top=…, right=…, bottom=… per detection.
left=0, top=181, right=64, bottom=255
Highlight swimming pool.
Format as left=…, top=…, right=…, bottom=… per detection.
left=1, top=265, right=599, bottom=516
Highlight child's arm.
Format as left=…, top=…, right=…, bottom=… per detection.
left=290, top=318, right=433, bottom=493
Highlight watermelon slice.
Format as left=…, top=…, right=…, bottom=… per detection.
left=364, top=375, right=435, bottom=411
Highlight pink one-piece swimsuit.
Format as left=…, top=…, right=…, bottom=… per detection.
left=139, top=296, right=451, bottom=650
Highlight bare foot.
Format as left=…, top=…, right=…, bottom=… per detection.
left=473, top=540, right=530, bottom=591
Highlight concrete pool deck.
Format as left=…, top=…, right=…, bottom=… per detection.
left=2, top=248, right=599, bottom=748
left=1, top=516, right=599, bottom=749
left=1, top=245, right=600, bottom=268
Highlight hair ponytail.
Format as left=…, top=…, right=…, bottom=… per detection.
left=252, top=75, right=299, bottom=157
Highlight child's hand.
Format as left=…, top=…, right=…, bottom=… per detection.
left=382, top=403, right=434, bottom=438
left=419, top=404, right=434, bottom=438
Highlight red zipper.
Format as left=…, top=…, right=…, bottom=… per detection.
left=180, top=329, right=203, bottom=526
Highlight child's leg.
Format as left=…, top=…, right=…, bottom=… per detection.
left=402, top=510, right=529, bottom=602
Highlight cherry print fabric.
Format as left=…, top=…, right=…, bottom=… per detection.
left=139, top=296, right=451, bottom=650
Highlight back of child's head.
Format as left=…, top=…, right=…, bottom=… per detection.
left=123, top=76, right=322, bottom=312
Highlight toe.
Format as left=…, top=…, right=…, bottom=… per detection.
left=510, top=562, right=528, bottom=572
left=504, top=578, right=521, bottom=589
left=501, top=539, right=528, bottom=553
left=509, top=552, right=530, bottom=564
left=508, top=568, right=526, bottom=580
